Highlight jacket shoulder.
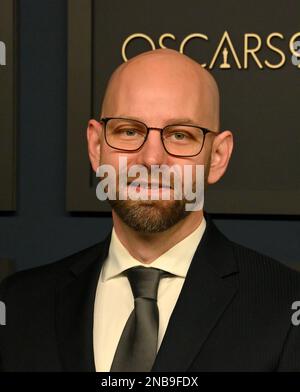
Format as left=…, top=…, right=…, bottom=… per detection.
left=228, top=238, right=300, bottom=290
left=0, top=240, right=106, bottom=300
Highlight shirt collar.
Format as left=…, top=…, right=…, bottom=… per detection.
left=101, top=216, right=206, bottom=282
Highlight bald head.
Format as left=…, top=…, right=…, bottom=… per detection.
left=101, top=48, right=220, bottom=132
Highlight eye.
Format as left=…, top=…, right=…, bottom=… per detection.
left=166, top=131, right=192, bottom=142
left=172, top=132, right=186, bottom=140
left=114, top=127, right=142, bottom=137
left=164, top=126, right=200, bottom=142
left=123, top=129, right=137, bottom=136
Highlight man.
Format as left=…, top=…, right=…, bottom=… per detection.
left=1, top=48, right=300, bottom=371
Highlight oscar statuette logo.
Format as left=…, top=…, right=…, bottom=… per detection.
left=220, top=48, right=231, bottom=69
left=122, top=31, right=300, bottom=70
left=0, top=40, right=6, bottom=66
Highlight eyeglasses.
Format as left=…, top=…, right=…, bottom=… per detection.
left=100, top=117, right=216, bottom=157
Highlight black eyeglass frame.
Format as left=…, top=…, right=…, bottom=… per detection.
left=100, top=116, right=216, bottom=157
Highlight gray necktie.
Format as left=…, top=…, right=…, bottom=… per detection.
left=110, top=266, right=169, bottom=372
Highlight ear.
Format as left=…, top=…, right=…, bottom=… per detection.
left=87, top=119, right=102, bottom=173
left=207, top=130, right=234, bottom=184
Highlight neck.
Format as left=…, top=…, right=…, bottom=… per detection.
left=112, top=209, right=204, bottom=264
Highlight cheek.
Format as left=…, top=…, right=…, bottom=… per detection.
left=100, top=149, right=137, bottom=178
left=178, top=159, right=207, bottom=187
left=99, top=142, right=118, bottom=166
left=204, top=150, right=212, bottom=166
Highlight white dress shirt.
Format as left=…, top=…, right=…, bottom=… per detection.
left=93, top=216, right=206, bottom=372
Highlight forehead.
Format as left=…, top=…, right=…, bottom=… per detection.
left=102, top=53, right=217, bottom=127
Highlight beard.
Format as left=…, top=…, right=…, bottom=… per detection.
left=108, top=197, right=191, bottom=234
left=103, top=157, right=211, bottom=234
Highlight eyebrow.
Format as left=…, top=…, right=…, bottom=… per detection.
left=115, top=115, right=198, bottom=126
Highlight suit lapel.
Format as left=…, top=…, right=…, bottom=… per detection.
left=55, top=232, right=111, bottom=372
left=54, top=214, right=238, bottom=372
left=151, top=215, right=239, bottom=371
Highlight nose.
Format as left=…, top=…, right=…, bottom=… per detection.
left=135, top=129, right=169, bottom=167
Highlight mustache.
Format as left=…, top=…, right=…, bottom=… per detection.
left=127, top=180, right=173, bottom=189
left=98, top=175, right=174, bottom=188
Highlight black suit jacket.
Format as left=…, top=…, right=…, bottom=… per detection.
left=1, top=213, right=300, bottom=371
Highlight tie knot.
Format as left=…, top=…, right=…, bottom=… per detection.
left=125, top=266, right=169, bottom=301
